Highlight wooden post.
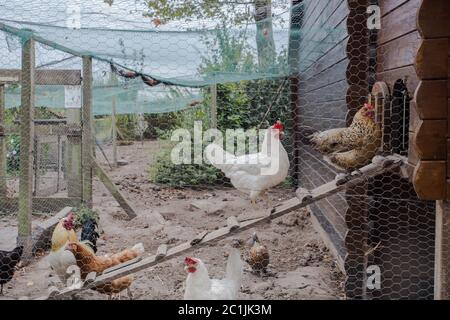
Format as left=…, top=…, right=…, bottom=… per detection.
left=210, top=84, right=217, bottom=128
left=0, top=84, right=6, bottom=199
left=66, top=108, right=82, bottom=198
left=435, top=200, right=450, bottom=299
left=82, top=56, right=93, bottom=208
left=112, top=95, right=117, bottom=167
left=288, top=0, right=302, bottom=186
left=18, top=38, right=35, bottom=258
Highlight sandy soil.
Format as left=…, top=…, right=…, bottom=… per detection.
left=0, top=140, right=344, bottom=300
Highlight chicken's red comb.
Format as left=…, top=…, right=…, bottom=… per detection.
left=66, top=212, right=74, bottom=221
left=185, top=257, right=197, bottom=265
left=364, top=103, right=375, bottom=110
left=273, top=120, right=284, bottom=131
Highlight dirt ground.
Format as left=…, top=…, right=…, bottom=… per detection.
left=0, top=140, right=344, bottom=300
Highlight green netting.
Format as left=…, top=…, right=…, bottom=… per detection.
left=0, top=0, right=345, bottom=115
left=5, top=82, right=201, bottom=115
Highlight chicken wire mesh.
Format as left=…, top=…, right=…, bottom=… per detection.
left=0, top=0, right=440, bottom=300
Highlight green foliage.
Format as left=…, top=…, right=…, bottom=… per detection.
left=149, top=146, right=224, bottom=187
left=143, top=0, right=289, bottom=26
left=6, top=134, right=20, bottom=174
left=143, top=113, right=181, bottom=139
left=116, top=114, right=138, bottom=140
left=72, top=204, right=100, bottom=227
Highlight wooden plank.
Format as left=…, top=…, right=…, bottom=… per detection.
left=227, top=216, right=240, bottom=231
left=415, top=38, right=449, bottom=80
left=309, top=205, right=345, bottom=272
left=413, top=119, right=447, bottom=160
left=17, top=38, right=35, bottom=260
left=434, top=200, right=450, bottom=299
left=190, top=231, right=208, bottom=246
left=376, top=31, right=421, bottom=73
left=82, top=57, right=93, bottom=208
left=413, top=160, right=446, bottom=200
left=301, top=59, right=348, bottom=94
left=155, top=244, right=168, bottom=261
left=112, top=95, right=117, bottom=167
left=92, top=161, right=136, bottom=219
left=378, top=0, right=420, bottom=45
left=380, top=0, right=411, bottom=17
left=0, top=69, right=81, bottom=85
left=417, top=0, right=450, bottom=38
left=301, top=36, right=349, bottom=81
left=0, top=85, right=6, bottom=198
left=66, top=110, right=82, bottom=198
left=414, top=80, right=449, bottom=119
left=300, top=79, right=348, bottom=104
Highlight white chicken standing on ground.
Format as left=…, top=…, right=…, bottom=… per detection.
left=205, top=120, right=290, bottom=207
left=183, top=249, right=244, bottom=300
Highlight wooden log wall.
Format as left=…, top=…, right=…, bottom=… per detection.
left=412, top=0, right=450, bottom=200
left=408, top=0, right=450, bottom=300
left=296, top=0, right=350, bottom=271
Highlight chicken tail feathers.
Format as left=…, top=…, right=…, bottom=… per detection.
left=80, top=219, right=100, bottom=253
left=225, top=249, right=244, bottom=294
left=204, top=143, right=237, bottom=173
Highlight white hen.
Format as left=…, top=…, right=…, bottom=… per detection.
left=205, top=120, right=290, bottom=206
left=184, top=249, right=243, bottom=300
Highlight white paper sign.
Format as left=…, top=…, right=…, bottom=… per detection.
left=65, top=85, right=81, bottom=109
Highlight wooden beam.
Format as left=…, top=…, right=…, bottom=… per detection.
left=0, top=85, right=6, bottom=198
left=415, top=38, right=449, bottom=80
left=413, top=119, right=447, bottom=160
left=435, top=200, right=450, bottom=299
left=417, top=0, right=450, bottom=38
left=0, top=69, right=81, bottom=85
left=92, top=161, right=136, bottom=219
left=413, top=160, right=446, bottom=200
left=82, top=57, right=93, bottom=208
left=112, top=95, right=117, bottom=167
left=287, top=1, right=302, bottom=185
left=414, top=80, right=448, bottom=119
left=66, top=109, right=82, bottom=198
left=17, top=38, right=35, bottom=259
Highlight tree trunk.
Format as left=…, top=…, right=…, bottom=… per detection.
left=254, top=0, right=276, bottom=71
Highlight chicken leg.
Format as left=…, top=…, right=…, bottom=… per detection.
left=0, top=284, right=3, bottom=295
left=261, top=191, right=273, bottom=208
left=127, top=287, right=133, bottom=300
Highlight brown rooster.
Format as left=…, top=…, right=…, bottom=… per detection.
left=65, top=242, right=144, bottom=299
left=246, top=232, right=269, bottom=275
left=309, top=103, right=381, bottom=171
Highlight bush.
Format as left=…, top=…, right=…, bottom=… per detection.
left=72, top=204, right=100, bottom=227
left=149, top=147, right=224, bottom=187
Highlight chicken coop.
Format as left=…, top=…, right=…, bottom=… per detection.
left=0, top=0, right=449, bottom=300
